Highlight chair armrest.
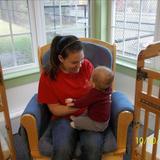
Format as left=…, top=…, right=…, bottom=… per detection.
left=21, top=94, right=51, bottom=138
left=20, top=94, right=51, bottom=159
left=20, top=114, right=42, bottom=158
left=117, top=111, right=133, bottom=150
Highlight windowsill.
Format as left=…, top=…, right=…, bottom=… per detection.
left=4, top=66, right=40, bottom=80
left=117, top=55, right=137, bottom=69
left=117, top=59, right=136, bottom=70
left=4, top=67, right=40, bottom=89
left=116, top=57, right=137, bottom=78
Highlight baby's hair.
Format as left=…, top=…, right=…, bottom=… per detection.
left=92, top=66, right=114, bottom=90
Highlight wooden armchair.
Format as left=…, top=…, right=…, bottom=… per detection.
left=20, top=38, right=134, bottom=160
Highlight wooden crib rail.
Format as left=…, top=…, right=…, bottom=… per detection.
left=132, top=42, right=160, bottom=160
left=138, top=41, right=160, bottom=62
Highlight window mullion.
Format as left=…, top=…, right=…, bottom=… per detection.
left=27, top=0, right=39, bottom=66
left=110, top=0, right=116, bottom=43
left=32, top=0, right=46, bottom=46
left=75, top=2, right=78, bottom=26
left=137, top=0, right=143, bottom=54
left=7, top=0, right=17, bottom=67
left=59, top=0, right=62, bottom=34
left=153, top=0, right=160, bottom=69
left=123, top=0, right=127, bottom=57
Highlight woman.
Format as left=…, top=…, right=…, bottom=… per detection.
left=38, top=35, right=104, bottom=160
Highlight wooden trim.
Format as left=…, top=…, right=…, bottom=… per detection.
left=0, top=107, right=3, bottom=112
left=102, top=154, right=123, bottom=160
left=0, top=63, right=16, bottom=160
left=38, top=44, right=51, bottom=73
left=0, top=143, right=4, bottom=160
left=20, top=115, right=50, bottom=160
left=102, top=111, right=133, bottom=160
left=132, top=42, right=160, bottom=160
left=116, top=111, right=133, bottom=150
left=147, top=78, right=153, bottom=96
left=141, top=110, right=149, bottom=159
left=20, top=114, right=43, bottom=158
left=151, top=114, right=160, bottom=160
left=138, top=41, right=160, bottom=61
left=142, top=68, right=160, bottom=80
left=35, top=157, right=50, bottom=160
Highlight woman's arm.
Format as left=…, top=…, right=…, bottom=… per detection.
left=48, top=103, right=79, bottom=116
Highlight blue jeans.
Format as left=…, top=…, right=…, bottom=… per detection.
left=51, top=119, right=104, bottom=160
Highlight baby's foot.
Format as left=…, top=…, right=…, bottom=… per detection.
left=70, top=121, right=76, bottom=128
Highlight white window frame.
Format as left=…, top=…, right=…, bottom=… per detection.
left=3, top=0, right=39, bottom=75
left=3, top=0, right=90, bottom=78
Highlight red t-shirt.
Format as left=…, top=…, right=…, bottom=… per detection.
left=38, top=59, right=93, bottom=119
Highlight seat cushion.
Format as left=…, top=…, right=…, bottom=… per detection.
left=39, top=123, right=117, bottom=157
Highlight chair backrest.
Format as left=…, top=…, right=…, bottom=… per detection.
left=38, top=38, right=116, bottom=88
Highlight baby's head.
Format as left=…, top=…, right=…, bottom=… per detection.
left=91, top=66, right=114, bottom=91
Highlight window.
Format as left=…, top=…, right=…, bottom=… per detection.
left=111, top=0, right=159, bottom=60
left=0, top=0, right=34, bottom=70
left=0, top=0, right=89, bottom=73
left=43, top=0, right=89, bottom=42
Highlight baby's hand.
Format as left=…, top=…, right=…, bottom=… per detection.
left=65, top=98, right=75, bottom=107
left=65, top=98, right=73, bottom=104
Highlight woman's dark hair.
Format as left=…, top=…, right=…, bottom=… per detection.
left=45, top=35, right=83, bottom=80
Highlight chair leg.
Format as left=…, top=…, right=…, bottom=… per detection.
left=102, top=154, right=123, bottom=160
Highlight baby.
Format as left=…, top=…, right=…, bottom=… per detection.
left=65, top=66, right=114, bottom=132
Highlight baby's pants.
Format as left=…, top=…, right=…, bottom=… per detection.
left=72, top=115, right=109, bottom=132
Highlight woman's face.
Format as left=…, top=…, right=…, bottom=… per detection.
left=59, top=50, right=84, bottom=73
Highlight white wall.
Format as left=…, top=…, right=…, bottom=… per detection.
left=6, top=81, right=38, bottom=115
left=115, top=72, right=136, bottom=103
left=3, top=81, right=38, bottom=134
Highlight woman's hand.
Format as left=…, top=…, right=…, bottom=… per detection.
left=48, top=103, right=78, bottom=116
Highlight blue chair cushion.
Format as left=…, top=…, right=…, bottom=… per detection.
left=82, top=42, right=112, bottom=68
